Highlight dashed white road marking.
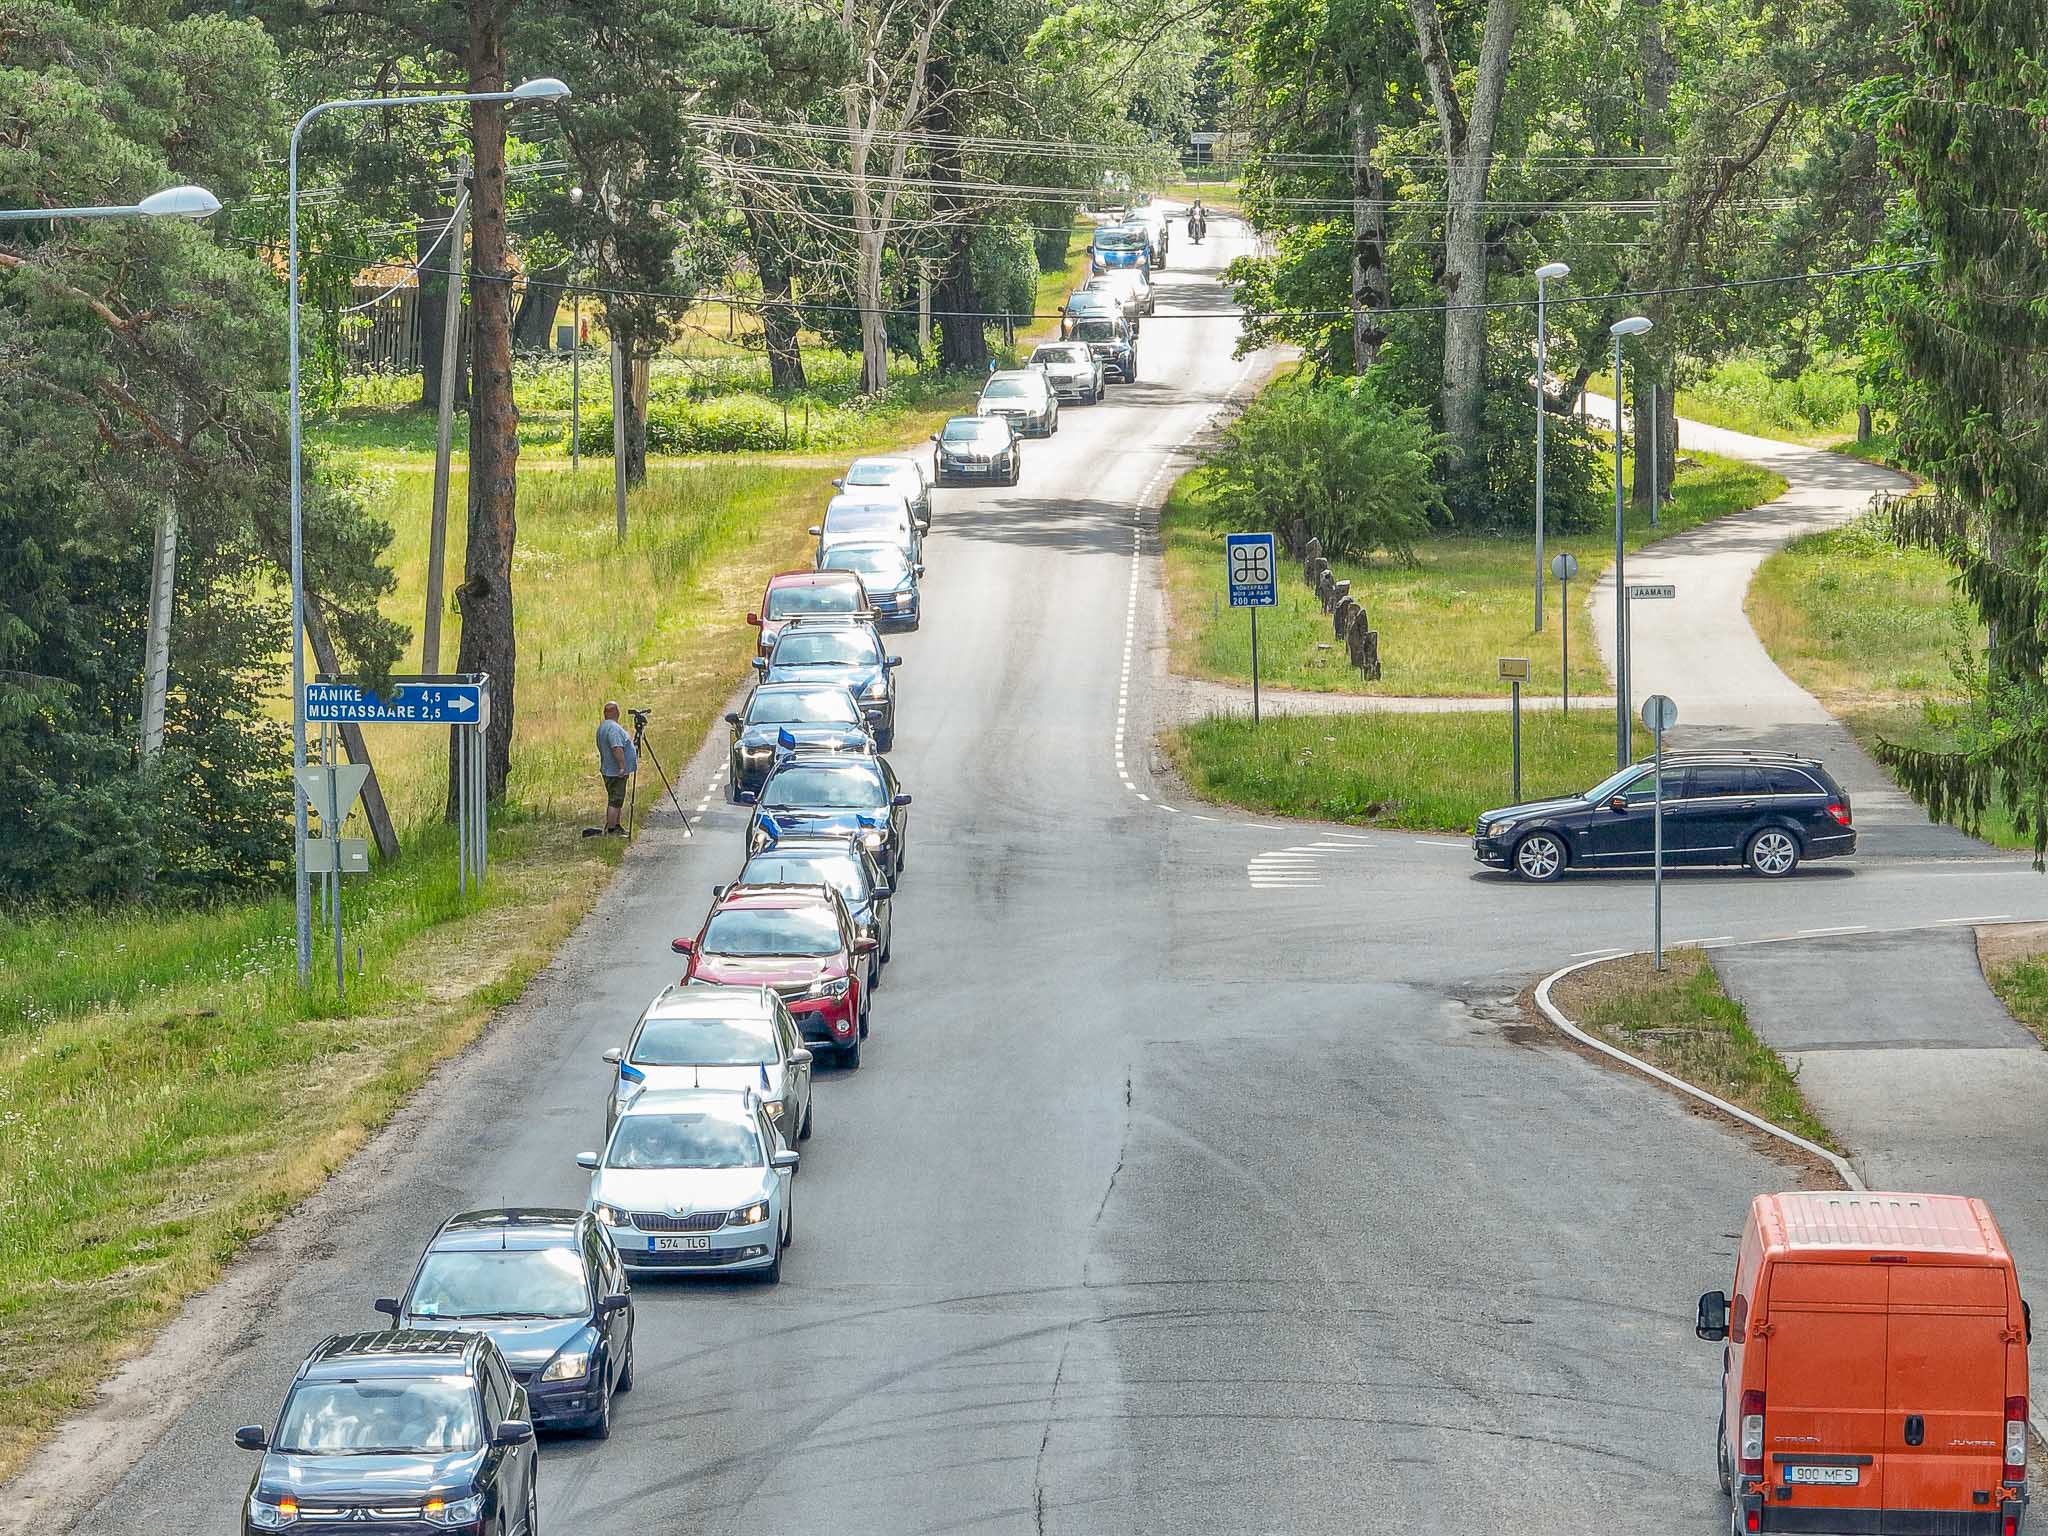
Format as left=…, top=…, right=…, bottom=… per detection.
left=1937, top=913, right=2012, bottom=924
left=1797, top=925, right=1870, bottom=936
left=1570, top=947, right=1627, bottom=959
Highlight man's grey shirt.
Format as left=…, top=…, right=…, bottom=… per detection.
left=597, top=718, right=637, bottom=775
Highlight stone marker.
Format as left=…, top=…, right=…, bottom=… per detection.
left=1333, top=595, right=1359, bottom=640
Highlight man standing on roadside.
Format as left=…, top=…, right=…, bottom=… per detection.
left=589, top=700, right=637, bottom=837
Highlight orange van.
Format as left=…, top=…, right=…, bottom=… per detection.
left=1698, top=1192, right=2031, bottom=1536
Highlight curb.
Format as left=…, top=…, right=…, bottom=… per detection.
left=1533, top=952, right=1864, bottom=1190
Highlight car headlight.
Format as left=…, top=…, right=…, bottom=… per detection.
left=810, top=975, right=851, bottom=998
left=729, top=1200, right=771, bottom=1226
left=859, top=829, right=885, bottom=850
left=247, top=1495, right=298, bottom=1530
left=894, top=587, right=915, bottom=602
left=423, top=1494, right=486, bottom=1528
left=756, top=1098, right=786, bottom=1123
left=1489, top=820, right=1519, bottom=840
left=592, top=1201, right=631, bottom=1228
left=863, top=678, right=889, bottom=700
left=540, top=1347, right=592, bottom=1383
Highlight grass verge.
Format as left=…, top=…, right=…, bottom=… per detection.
left=1746, top=517, right=2024, bottom=849
left=1161, top=709, right=1626, bottom=832
left=1162, top=451, right=1785, bottom=698
left=1978, top=923, right=2048, bottom=1046
left=1549, top=949, right=1840, bottom=1151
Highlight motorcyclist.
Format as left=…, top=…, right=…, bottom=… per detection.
left=1189, top=199, right=1207, bottom=244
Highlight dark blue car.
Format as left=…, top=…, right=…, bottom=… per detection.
left=753, top=618, right=901, bottom=750
left=818, top=540, right=921, bottom=631
left=1089, top=222, right=1149, bottom=272
left=740, top=752, right=912, bottom=885
left=374, top=1208, right=634, bottom=1438
left=725, top=682, right=874, bottom=800
left=235, top=1330, right=537, bottom=1533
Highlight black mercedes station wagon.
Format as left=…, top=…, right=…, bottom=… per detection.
left=1474, top=752, right=1855, bottom=881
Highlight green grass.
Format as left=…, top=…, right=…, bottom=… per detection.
left=1162, top=451, right=1786, bottom=699
left=1163, top=709, right=1627, bottom=831
left=1551, top=949, right=1840, bottom=1151
left=1747, top=518, right=2026, bottom=849
left=1986, top=948, right=2048, bottom=1045
left=1828, top=431, right=1903, bottom=469
left=1592, top=355, right=1865, bottom=446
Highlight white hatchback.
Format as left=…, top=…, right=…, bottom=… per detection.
left=579, top=1089, right=797, bottom=1281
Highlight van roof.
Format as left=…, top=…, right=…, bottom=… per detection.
left=1758, top=1191, right=2010, bottom=1264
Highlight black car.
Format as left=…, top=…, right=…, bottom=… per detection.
left=235, top=1330, right=538, bottom=1534
left=1474, top=752, right=1855, bottom=881
left=931, top=414, right=1021, bottom=486
left=740, top=752, right=912, bottom=885
left=1070, top=316, right=1136, bottom=383
left=754, top=618, right=901, bottom=750
left=374, top=1208, right=635, bottom=1438
left=726, top=682, right=874, bottom=799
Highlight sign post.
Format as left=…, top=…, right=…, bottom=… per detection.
left=1550, top=552, right=1579, bottom=715
left=1499, top=657, right=1531, bottom=801
left=1225, top=533, right=1278, bottom=727
left=1643, top=692, right=1679, bottom=970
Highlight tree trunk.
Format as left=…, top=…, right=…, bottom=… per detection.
left=450, top=0, right=516, bottom=811
left=1631, top=2, right=1677, bottom=510
left=1408, top=0, right=1520, bottom=502
left=744, top=211, right=807, bottom=391
left=857, top=226, right=889, bottom=395
left=627, top=348, right=652, bottom=486
left=513, top=260, right=570, bottom=353
left=927, top=60, right=988, bottom=375
left=1857, top=402, right=1873, bottom=442
left=1349, top=96, right=1390, bottom=372
left=418, top=215, right=470, bottom=411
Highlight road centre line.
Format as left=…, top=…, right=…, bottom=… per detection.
left=1937, top=913, right=2012, bottom=924
left=1797, top=925, right=1871, bottom=936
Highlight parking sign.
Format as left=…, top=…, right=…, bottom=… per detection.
left=1225, top=533, right=1277, bottom=608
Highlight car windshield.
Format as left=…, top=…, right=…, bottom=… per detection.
left=765, top=583, right=860, bottom=619
left=743, top=851, right=867, bottom=905
left=701, top=903, right=844, bottom=956
left=1067, top=293, right=1113, bottom=311
left=632, top=1014, right=776, bottom=1065
left=762, top=764, right=887, bottom=810
left=772, top=630, right=880, bottom=667
left=941, top=418, right=1005, bottom=444
left=274, top=1379, right=481, bottom=1455
left=847, top=462, right=907, bottom=486
left=607, top=1112, right=763, bottom=1170
left=407, top=1246, right=589, bottom=1320
left=824, top=550, right=910, bottom=588
left=1072, top=320, right=1121, bottom=343
left=1095, top=230, right=1144, bottom=249
left=1582, top=763, right=1654, bottom=803
left=1032, top=346, right=1085, bottom=365
left=825, top=506, right=900, bottom=533
left=982, top=379, right=1029, bottom=400
left=747, top=688, right=859, bottom=726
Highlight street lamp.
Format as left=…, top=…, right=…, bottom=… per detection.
left=0, top=184, right=221, bottom=224
left=1532, top=260, right=1568, bottom=633
left=286, top=78, right=570, bottom=981
left=1609, top=315, right=1653, bottom=767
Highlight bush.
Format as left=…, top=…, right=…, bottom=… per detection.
left=574, top=394, right=815, bottom=455
left=1688, top=355, right=1860, bottom=435
left=1199, top=376, right=1445, bottom=562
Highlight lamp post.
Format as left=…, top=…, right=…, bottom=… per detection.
left=3, top=185, right=223, bottom=770
left=1609, top=315, right=1653, bottom=767
left=1532, top=261, right=1568, bottom=633
left=286, top=78, right=569, bottom=981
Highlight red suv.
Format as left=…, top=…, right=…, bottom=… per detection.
left=748, top=570, right=873, bottom=659
left=671, top=884, right=876, bottom=1068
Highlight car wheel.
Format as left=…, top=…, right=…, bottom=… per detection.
left=1716, top=1414, right=1732, bottom=1497
left=616, top=1338, right=635, bottom=1394
left=799, top=1096, right=812, bottom=1141
left=1007, top=459, right=1020, bottom=486
left=1513, top=831, right=1567, bottom=882
left=585, top=1378, right=611, bottom=1440
left=839, top=1037, right=861, bottom=1070
left=762, top=1242, right=782, bottom=1285
left=877, top=727, right=894, bottom=752
left=859, top=992, right=870, bottom=1040
left=1746, top=828, right=1800, bottom=877
left=782, top=1202, right=794, bottom=1250
left=526, top=1473, right=540, bottom=1536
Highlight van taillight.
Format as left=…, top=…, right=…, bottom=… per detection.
left=1740, top=1389, right=1765, bottom=1477
left=2005, top=1396, right=2027, bottom=1481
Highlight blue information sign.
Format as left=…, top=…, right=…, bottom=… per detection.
left=1225, top=532, right=1278, bottom=608
left=305, top=677, right=487, bottom=725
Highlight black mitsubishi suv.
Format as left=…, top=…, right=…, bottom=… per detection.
left=1474, top=751, right=1855, bottom=881
left=235, top=1330, right=539, bottom=1534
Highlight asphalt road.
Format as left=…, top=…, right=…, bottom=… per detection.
left=44, top=219, right=2048, bottom=1535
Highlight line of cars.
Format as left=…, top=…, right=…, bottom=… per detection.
left=223, top=212, right=1187, bottom=1533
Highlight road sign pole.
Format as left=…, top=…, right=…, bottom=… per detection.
left=1511, top=679, right=1522, bottom=802
left=1560, top=582, right=1570, bottom=715
left=1250, top=606, right=1260, bottom=728
left=1613, top=333, right=1629, bottom=769
left=328, top=729, right=345, bottom=998
left=1653, top=720, right=1665, bottom=970
left=457, top=725, right=468, bottom=898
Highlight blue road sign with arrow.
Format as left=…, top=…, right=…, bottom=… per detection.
left=305, top=676, right=487, bottom=725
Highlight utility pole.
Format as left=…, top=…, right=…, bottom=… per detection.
left=423, top=157, right=471, bottom=674
left=611, top=326, right=628, bottom=542
left=139, top=402, right=179, bottom=766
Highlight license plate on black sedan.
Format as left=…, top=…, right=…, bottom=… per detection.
left=1783, top=1466, right=1859, bottom=1486
left=653, top=1235, right=710, bottom=1252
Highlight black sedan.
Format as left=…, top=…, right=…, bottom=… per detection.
left=1474, top=751, right=1855, bottom=881
left=235, top=1330, right=537, bottom=1533
left=754, top=619, right=901, bottom=750
left=931, top=415, right=1021, bottom=486
left=374, top=1208, right=634, bottom=1437
left=726, top=682, right=874, bottom=799
left=740, top=752, right=912, bottom=885
left=1070, top=316, right=1136, bottom=383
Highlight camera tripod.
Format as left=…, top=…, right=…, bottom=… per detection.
left=626, top=707, right=692, bottom=839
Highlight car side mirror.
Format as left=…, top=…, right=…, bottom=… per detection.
left=884, top=656, right=902, bottom=668
left=724, top=712, right=741, bottom=726
left=915, top=563, right=926, bottom=577
left=831, top=478, right=845, bottom=489
left=712, top=883, right=727, bottom=900
left=790, top=1048, right=813, bottom=1066
left=1696, top=1290, right=1730, bottom=1342
left=928, top=433, right=939, bottom=443
left=599, top=1292, right=631, bottom=1314
left=1609, top=794, right=1629, bottom=813
left=601, top=1047, right=623, bottom=1065
left=493, top=1419, right=535, bottom=1448
left=854, top=935, right=878, bottom=954
left=671, top=937, right=695, bottom=955
left=892, top=793, right=912, bottom=807
left=751, top=658, right=766, bottom=671
left=771, top=1150, right=799, bottom=1171
left=736, top=790, right=758, bottom=806
left=874, top=885, right=895, bottom=900
left=233, top=1424, right=269, bottom=1452
left=575, top=1151, right=600, bottom=1170
left=807, top=525, right=822, bottom=537
left=746, top=612, right=761, bottom=626
left=373, top=1296, right=401, bottom=1320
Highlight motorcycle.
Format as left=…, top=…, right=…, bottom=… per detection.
left=1188, top=212, right=1207, bottom=245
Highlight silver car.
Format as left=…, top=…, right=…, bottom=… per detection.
left=977, top=369, right=1059, bottom=438
left=837, top=456, right=932, bottom=531
left=602, top=984, right=814, bottom=1147
left=810, top=491, right=920, bottom=565
left=1027, top=342, right=1105, bottom=405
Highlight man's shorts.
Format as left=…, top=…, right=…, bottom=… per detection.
left=604, top=773, right=630, bottom=809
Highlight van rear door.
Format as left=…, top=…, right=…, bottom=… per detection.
left=1763, top=1261, right=1888, bottom=1516
left=1883, top=1263, right=2010, bottom=1516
